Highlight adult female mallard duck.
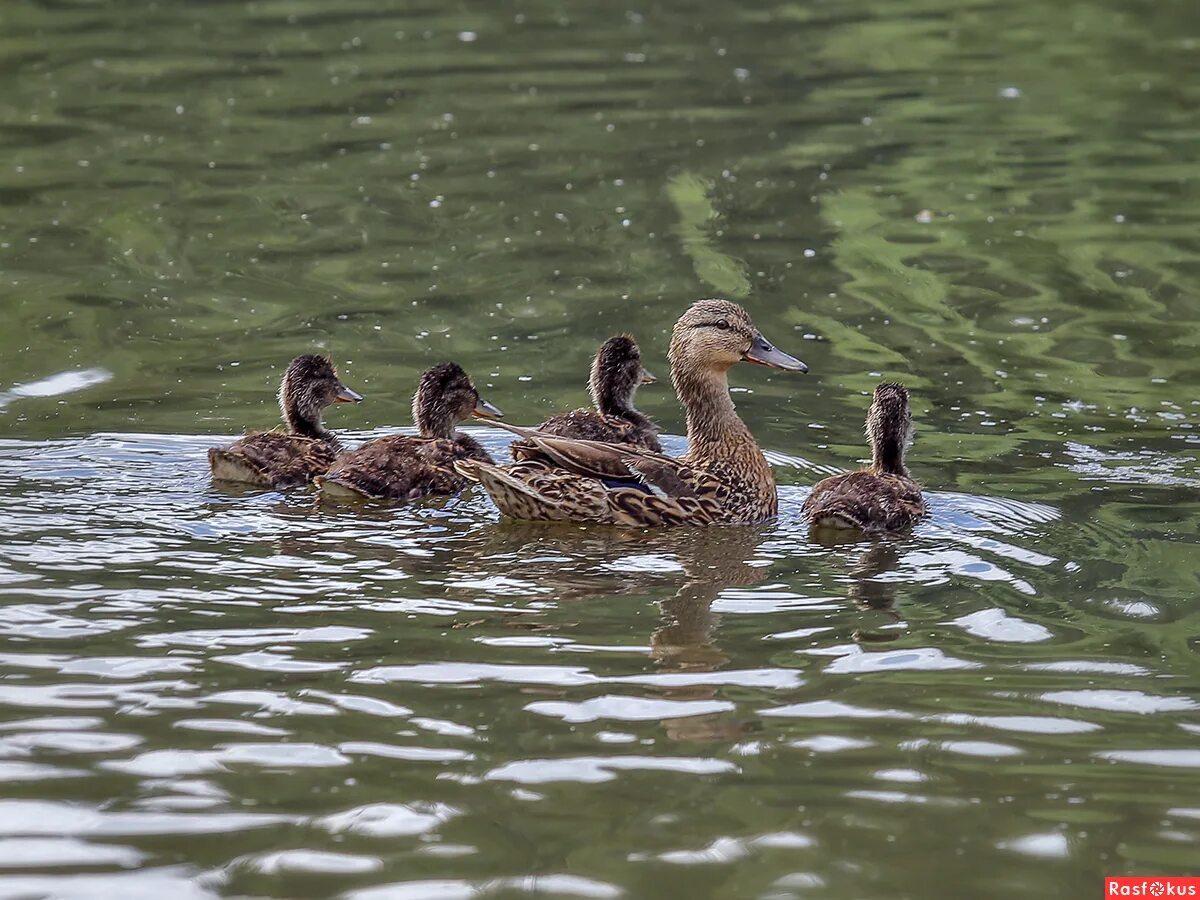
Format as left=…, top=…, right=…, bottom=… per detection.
left=802, top=382, right=926, bottom=533
left=208, top=354, right=362, bottom=488
left=510, top=334, right=661, bottom=460
left=455, top=299, right=807, bottom=526
left=317, top=362, right=503, bottom=501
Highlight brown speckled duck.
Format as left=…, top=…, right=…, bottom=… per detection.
left=208, top=354, right=362, bottom=488
left=455, top=299, right=807, bottom=526
left=802, top=382, right=926, bottom=533
left=511, top=334, right=661, bottom=460
left=317, top=362, right=502, bottom=501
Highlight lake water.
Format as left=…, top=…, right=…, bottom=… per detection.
left=1, top=0, right=1198, bottom=897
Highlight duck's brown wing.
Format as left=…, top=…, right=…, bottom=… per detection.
left=456, top=458, right=724, bottom=526
left=803, top=471, right=926, bottom=532
left=511, top=410, right=659, bottom=460
left=487, top=421, right=684, bottom=494
left=209, top=432, right=336, bottom=488
left=460, top=422, right=736, bottom=525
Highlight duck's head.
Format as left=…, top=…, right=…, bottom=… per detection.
left=413, top=362, right=503, bottom=439
left=589, top=334, right=656, bottom=415
left=279, top=354, right=362, bottom=436
left=669, top=298, right=807, bottom=376
left=867, top=381, right=913, bottom=472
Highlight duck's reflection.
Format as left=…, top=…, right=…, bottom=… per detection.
left=466, top=522, right=770, bottom=654
left=467, top=521, right=772, bottom=742
left=803, top=524, right=906, bottom=624
left=647, top=525, right=772, bottom=671
left=649, top=526, right=773, bottom=743
left=844, top=543, right=905, bottom=643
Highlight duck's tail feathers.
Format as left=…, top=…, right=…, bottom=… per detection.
left=453, top=459, right=485, bottom=483
left=314, top=475, right=373, bottom=500
left=208, top=448, right=267, bottom=486
left=810, top=512, right=868, bottom=531
left=454, top=459, right=557, bottom=519
left=454, top=459, right=536, bottom=498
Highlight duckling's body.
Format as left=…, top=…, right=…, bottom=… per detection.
left=457, top=299, right=808, bottom=526
left=511, top=335, right=661, bottom=459
left=802, top=382, right=926, bottom=533
left=208, top=354, right=361, bottom=489
left=318, top=434, right=489, bottom=501
left=318, top=363, right=501, bottom=502
left=209, top=433, right=340, bottom=489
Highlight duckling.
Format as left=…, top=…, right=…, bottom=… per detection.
left=318, top=362, right=502, bottom=501
left=511, top=334, right=661, bottom=461
left=456, top=299, right=808, bottom=526
left=208, top=354, right=362, bottom=488
left=802, top=382, right=926, bottom=533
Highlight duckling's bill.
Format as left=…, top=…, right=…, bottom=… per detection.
left=639, top=368, right=657, bottom=385
left=473, top=398, right=504, bottom=419
left=743, top=333, right=808, bottom=372
left=336, top=385, right=364, bottom=403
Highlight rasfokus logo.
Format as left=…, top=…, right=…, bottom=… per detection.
left=1106, top=878, right=1199, bottom=897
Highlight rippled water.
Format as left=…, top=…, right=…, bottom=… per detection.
left=2, top=0, right=1200, bottom=896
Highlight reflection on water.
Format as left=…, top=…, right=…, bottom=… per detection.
left=3, top=0, right=1200, bottom=895
left=0, top=368, right=113, bottom=413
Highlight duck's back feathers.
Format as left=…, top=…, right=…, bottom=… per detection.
left=511, top=409, right=662, bottom=461
left=457, top=458, right=729, bottom=526
left=802, top=470, right=926, bottom=533
left=457, top=421, right=765, bottom=525
left=319, top=434, right=493, bottom=501
left=208, top=432, right=338, bottom=489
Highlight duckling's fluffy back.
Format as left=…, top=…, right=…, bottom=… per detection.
left=320, top=434, right=493, bottom=501
left=208, top=432, right=339, bottom=489
left=802, top=470, right=926, bottom=533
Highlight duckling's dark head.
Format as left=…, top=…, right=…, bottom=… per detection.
left=413, top=362, right=502, bottom=439
left=670, top=299, right=807, bottom=377
left=279, top=354, right=362, bottom=437
left=590, top=335, right=655, bottom=415
left=866, top=382, right=913, bottom=472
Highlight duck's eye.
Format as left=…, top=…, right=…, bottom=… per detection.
left=715, top=319, right=731, bottom=330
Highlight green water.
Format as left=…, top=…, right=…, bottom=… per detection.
left=1, top=0, right=1199, bottom=897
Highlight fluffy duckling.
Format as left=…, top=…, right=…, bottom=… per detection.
left=511, top=334, right=661, bottom=460
left=802, top=382, right=926, bottom=533
left=318, top=362, right=502, bottom=501
left=456, top=299, right=808, bottom=526
left=208, top=354, right=362, bottom=488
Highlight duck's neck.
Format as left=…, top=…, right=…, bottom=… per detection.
left=673, top=365, right=756, bottom=460
left=872, top=436, right=908, bottom=477
left=591, top=368, right=633, bottom=419
left=595, top=385, right=651, bottom=429
left=415, top=406, right=456, bottom=441
left=281, top=395, right=329, bottom=441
